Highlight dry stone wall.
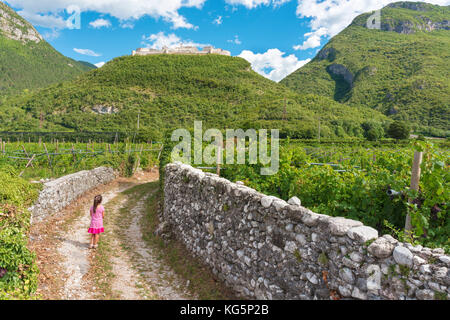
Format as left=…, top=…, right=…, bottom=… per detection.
left=30, top=167, right=116, bottom=224
left=163, top=162, right=450, bottom=300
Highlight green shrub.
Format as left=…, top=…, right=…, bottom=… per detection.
left=388, top=121, right=411, bottom=140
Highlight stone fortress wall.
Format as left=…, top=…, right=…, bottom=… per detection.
left=132, top=45, right=231, bottom=57
left=162, top=162, right=450, bottom=300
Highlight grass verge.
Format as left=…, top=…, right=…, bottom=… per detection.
left=138, top=182, right=237, bottom=300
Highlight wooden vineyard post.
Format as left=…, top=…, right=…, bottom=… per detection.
left=21, top=145, right=34, bottom=168
left=135, top=144, right=144, bottom=172
left=71, top=144, right=76, bottom=162
left=19, top=154, right=36, bottom=177
left=56, top=140, right=59, bottom=153
left=405, top=151, right=423, bottom=233
left=0, top=138, right=2, bottom=153
left=157, top=144, right=164, bottom=161
left=43, top=143, right=51, bottom=167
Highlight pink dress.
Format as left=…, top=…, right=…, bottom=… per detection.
left=88, top=205, right=105, bottom=234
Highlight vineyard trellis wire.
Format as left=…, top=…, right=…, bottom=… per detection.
left=0, top=140, right=164, bottom=177
left=0, top=131, right=161, bottom=144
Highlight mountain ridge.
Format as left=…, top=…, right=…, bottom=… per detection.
left=281, top=1, right=450, bottom=137
left=0, top=1, right=95, bottom=98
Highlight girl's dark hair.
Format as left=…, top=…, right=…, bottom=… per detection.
left=93, top=195, right=103, bottom=214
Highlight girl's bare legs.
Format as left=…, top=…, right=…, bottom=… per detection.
left=94, top=234, right=100, bottom=247
left=89, top=234, right=95, bottom=248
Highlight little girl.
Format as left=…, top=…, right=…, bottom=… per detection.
left=88, top=195, right=105, bottom=249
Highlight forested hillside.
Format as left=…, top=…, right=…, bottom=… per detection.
left=0, top=54, right=389, bottom=139
left=0, top=2, right=94, bottom=98
left=281, top=2, right=450, bottom=137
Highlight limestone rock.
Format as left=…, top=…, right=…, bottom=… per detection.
left=366, top=265, right=381, bottom=291
left=416, top=289, right=435, bottom=300
left=328, top=217, right=363, bottom=236
left=261, top=196, right=276, bottom=208
left=420, top=264, right=431, bottom=274
left=273, top=200, right=288, bottom=211
left=352, top=287, right=367, bottom=300
left=306, top=272, right=318, bottom=285
left=347, top=226, right=378, bottom=243
left=439, top=256, right=450, bottom=265
left=287, top=196, right=301, bottom=206
left=368, top=237, right=395, bottom=258
left=350, top=251, right=364, bottom=263
left=340, top=268, right=355, bottom=284
left=301, top=211, right=320, bottom=227
left=413, top=255, right=426, bottom=266
left=338, top=285, right=352, bottom=297
left=284, top=241, right=297, bottom=254
left=393, top=246, right=413, bottom=267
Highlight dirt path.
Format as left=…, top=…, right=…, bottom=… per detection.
left=110, top=192, right=194, bottom=300
left=29, top=170, right=195, bottom=300
left=57, top=183, right=134, bottom=300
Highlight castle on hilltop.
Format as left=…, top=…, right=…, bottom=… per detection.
left=132, top=46, right=231, bottom=57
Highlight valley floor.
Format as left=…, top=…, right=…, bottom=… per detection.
left=28, top=170, right=230, bottom=300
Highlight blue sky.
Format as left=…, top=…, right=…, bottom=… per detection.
left=3, top=0, right=449, bottom=81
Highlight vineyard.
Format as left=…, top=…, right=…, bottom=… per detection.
left=161, top=137, right=449, bottom=252
left=0, top=140, right=162, bottom=179
left=0, top=140, right=161, bottom=299
left=218, top=140, right=449, bottom=252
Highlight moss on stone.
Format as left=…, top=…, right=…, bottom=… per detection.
left=318, top=252, right=329, bottom=266
left=434, top=291, right=448, bottom=300
left=294, top=249, right=302, bottom=263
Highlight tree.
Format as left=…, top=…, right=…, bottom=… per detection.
left=361, top=121, right=384, bottom=141
left=388, top=121, right=411, bottom=140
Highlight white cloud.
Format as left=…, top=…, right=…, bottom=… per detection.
left=73, top=48, right=101, bottom=57
left=227, top=35, right=242, bottom=45
left=213, top=15, right=223, bottom=25
left=225, top=0, right=291, bottom=9
left=239, top=49, right=311, bottom=82
left=95, top=62, right=105, bottom=68
left=296, top=0, right=450, bottom=40
left=89, top=18, right=111, bottom=28
left=293, top=27, right=327, bottom=50
left=42, top=28, right=60, bottom=40
left=120, top=22, right=134, bottom=29
left=6, top=0, right=206, bottom=29
left=142, top=32, right=209, bottom=50
left=17, top=10, right=67, bottom=29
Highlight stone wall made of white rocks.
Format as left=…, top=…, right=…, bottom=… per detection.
left=163, top=162, right=450, bottom=300
left=29, top=167, right=116, bottom=224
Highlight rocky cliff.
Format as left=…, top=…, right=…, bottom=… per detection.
left=0, top=2, right=42, bottom=43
